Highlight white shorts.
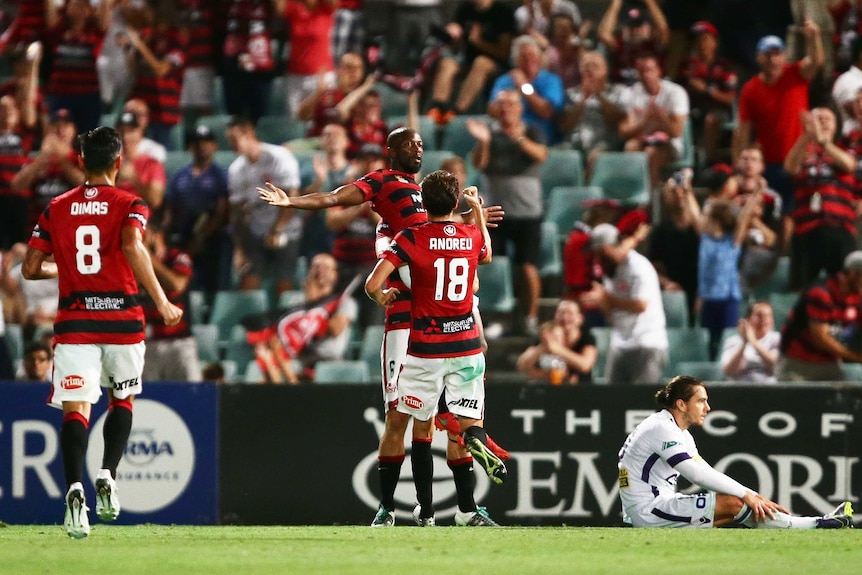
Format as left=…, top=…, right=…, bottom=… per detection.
left=624, top=491, right=717, bottom=528
left=381, top=328, right=408, bottom=409
left=395, top=353, right=485, bottom=421
left=180, top=67, right=215, bottom=108
left=48, top=342, right=146, bottom=409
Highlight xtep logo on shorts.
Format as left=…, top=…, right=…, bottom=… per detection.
left=402, top=395, right=424, bottom=410
left=448, top=398, right=479, bottom=410
left=61, top=375, right=85, bottom=390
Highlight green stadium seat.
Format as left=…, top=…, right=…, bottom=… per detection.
left=277, top=290, right=306, bottom=309
left=752, top=256, right=790, bottom=298
left=359, top=325, right=384, bottom=381
left=439, top=115, right=484, bottom=158
left=661, top=290, right=690, bottom=328
left=164, top=150, right=192, bottom=181
left=256, top=115, right=309, bottom=145
left=224, top=325, right=256, bottom=370
left=589, top=151, right=650, bottom=206
left=538, top=221, right=562, bottom=278
left=768, top=291, right=798, bottom=330
left=590, top=326, right=612, bottom=384
left=243, top=359, right=265, bottom=383
left=5, top=323, right=23, bottom=362
left=544, top=185, right=603, bottom=239
left=676, top=360, right=725, bottom=382
left=314, top=359, right=372, bottom=384
left=209, top=289, right=269, bottom=341
left=212, top=150, right=239, bottom=172
left=665, top=327, right=710, bottom=377
left=541, top=149, right=584, bottom=199
left=191, top=323, right=220, bottom=363
left=188, top=290, right=208, bottom=325
left=476, top=256, right=516, bottom=314
left=377, top=84, right=409, bottom=118
left=268, top=77, right=288, bottom=116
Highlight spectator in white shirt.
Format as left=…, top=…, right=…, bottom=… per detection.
left=619, top=53, right=689, bottom=186
left=720, top=300, right=781, bottom=383
left=580, top=223, right=668, bottom=385
left=832, top=36, right=862, bottom=135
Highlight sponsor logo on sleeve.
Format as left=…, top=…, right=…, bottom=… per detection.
left=661, top=441, right=679, bottom=450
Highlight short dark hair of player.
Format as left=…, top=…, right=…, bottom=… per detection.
left=386, top=127, right=415, bottom=151
left=655, top=375, right=703, bottom=410
left=78, top=127, right=122, bottom=173
left=421, top=170, right=460, bottom=217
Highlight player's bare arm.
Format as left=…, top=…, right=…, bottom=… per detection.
left=21, top=247, right=59, bottom=280
left=257, top=181, right=365, bottom=210
left=121, top=226, right=183, bottom=326
left=365, top=258, right=399, bottom=307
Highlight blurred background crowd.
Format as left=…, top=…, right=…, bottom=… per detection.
left=0, top=0, right=860, bottom=387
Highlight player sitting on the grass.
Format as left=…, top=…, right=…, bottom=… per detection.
left=618, top=375, right=854, bottom=528
left=366, top=173, right=505, bottom=527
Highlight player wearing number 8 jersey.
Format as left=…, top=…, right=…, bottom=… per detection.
left=23, top=126, right=183, bottom=539
left=618, top=375, right=854, bottom=529
left=366, top=172, right=506, bottom=525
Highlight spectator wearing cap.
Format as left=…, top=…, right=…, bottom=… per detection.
left=784, top=107, right=858, bottom=290
left=618, top=53, right=690, bottom=187
left=115, top=110, right=167, bottom=210
left=489, top=35, right=565, bottom=145
left=11, top=108, right=83, bottom=233
left=677, top=21, right=737, bottom=166
left=122, top=98, right=167, bottom=163
left=597, top=0, right=669, bottom=86
left=163, top=124, right=232, bottom=295
left=557, top=50, right=626, bottom=177
left=832, top=36, right=862, bottom=135
left=579, top=222, right=667, bottom=385
left=732, top=19, right=823, bottom=250
left=776, top=250, right=862, bottom=381
left=43, top=0, right=110, bottom=134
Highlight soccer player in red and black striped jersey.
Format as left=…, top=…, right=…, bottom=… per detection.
left=260, top=128, right=506, bottom=526
left=777, top=250, right=862, bottom=382
left=366, top=172, right=505, bottom=526
left=23, top=127, right=182, bottom=539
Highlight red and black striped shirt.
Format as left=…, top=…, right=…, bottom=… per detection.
left=781, top=276, right=862, bottom=363
left=179, top=0, right=216, bottom=69
left=0, top=0, right=45, bottom=49
left=131, top=26, right=187, bottom=126
left=383, top=221, right=487, bottom=358
left=0, top=129, right=35, bottom=198
left=28, top=184, right=150, bottom=345
left=791, top=142, right=860, bottom=235
left=45, top=24, right=103, bottom=97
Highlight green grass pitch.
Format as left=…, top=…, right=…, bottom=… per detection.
left=0, top=524, right=856, bottom=575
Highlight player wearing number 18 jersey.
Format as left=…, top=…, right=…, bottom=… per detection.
left=366, top=171, right=507, bottom=525
left=23, top=127, right=182, bottom=539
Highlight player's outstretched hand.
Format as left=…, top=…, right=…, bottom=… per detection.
left=484, top=204, right=504, bottom=228
left=257, top=182, right=292, bottom=207
left=159, top=302, right=184, bottom=327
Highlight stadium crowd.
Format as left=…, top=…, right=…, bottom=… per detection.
left=1, top=0, right=862, bottom=386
